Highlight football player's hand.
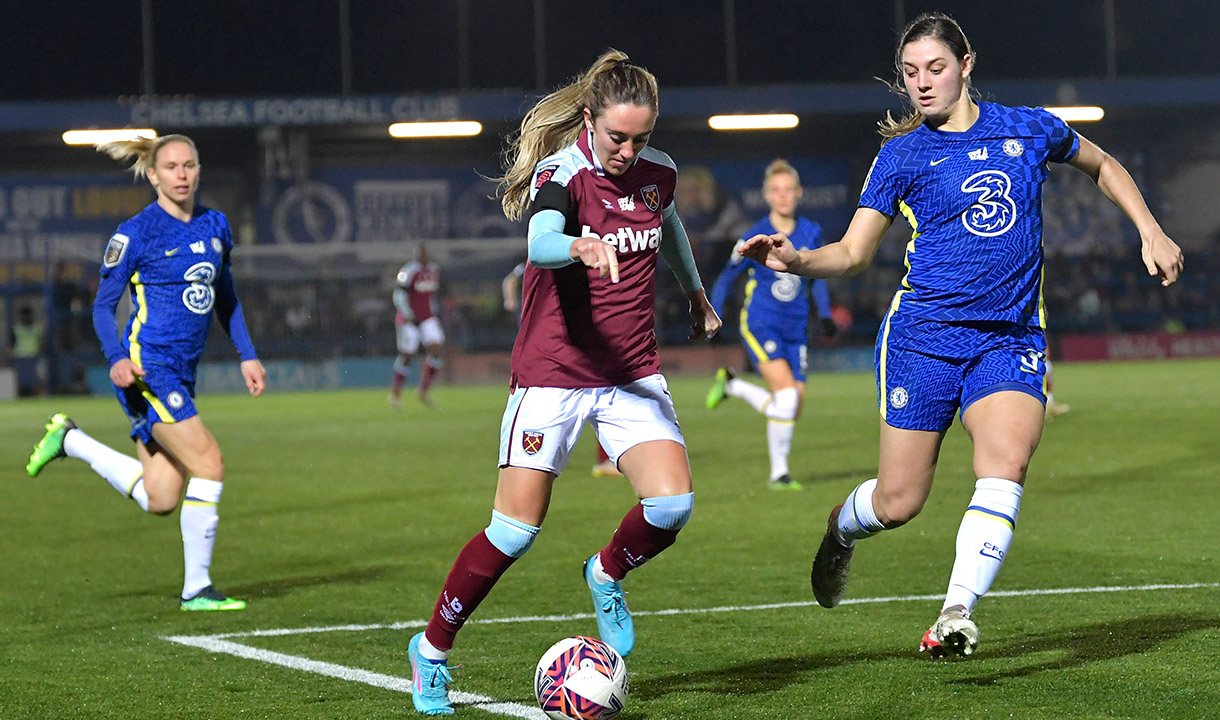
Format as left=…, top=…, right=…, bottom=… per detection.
left=821, top=317, right=838, bottom=340
left=739, top=232, right=800, bottom=272
left=688, top=290, right=722, bottom=341
left=1140, top=228, right=1184, bottom=287
left=109, top=358, right=145, bottom=388
left=241, top=359, right=266, bottom=397
left=572, top=235, right=620, bottom=283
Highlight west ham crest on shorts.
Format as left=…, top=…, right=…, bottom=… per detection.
left=640, top=184, right=660, bottom=211
left=522, top=430, right=544, bottom=455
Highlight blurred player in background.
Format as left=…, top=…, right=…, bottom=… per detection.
left=503, top=259, right=622, bottom=477
left=705, top=159, right=837, bottom=490
left=26, top=134, right=265, bottom=611
left=407, top=49, right=720, bottom=716
left=741, top=12, right=1182, bottom=659
left=1043, top=353, right=1070, bottom=418
left=500, top=260, right=526, bottom=315
left=389, top=244, right=444, bottom=409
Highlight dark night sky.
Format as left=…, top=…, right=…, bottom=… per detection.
left=1, top=0, right=1215, bottom=101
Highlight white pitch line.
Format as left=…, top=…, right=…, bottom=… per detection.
left=177, top=581, right=1220, bottom=641
left=163, top=581, right=1219, bottom=719
left=163, top=635, right=547, bottom=719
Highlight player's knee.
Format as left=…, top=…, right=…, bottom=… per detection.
left=143, top=478, right=180, bottom=516
left=485, top=510, right=540, bottom=559
left=977, top=451, right=1032, bottom=485
left=642, top=492, right=694, bottom=531
left=872, top=484, right=927, bottom=527
left=191, top=449, right=225, bottom=485
left=764, top=387, right=799, bottom=421
left=426, top=354, right=444, bottom=369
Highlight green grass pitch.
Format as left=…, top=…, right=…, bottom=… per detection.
left=2, top=359, right=1217, bottom=719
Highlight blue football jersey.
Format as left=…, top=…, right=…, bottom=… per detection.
left=859, top=101, right=1079, bottom=326
left=711, top=216, right=832, bottom=327
left=93, top=202, right=257, bottom=380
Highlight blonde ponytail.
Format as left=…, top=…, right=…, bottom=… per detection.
left=496, top=49, right=658, bottom=221
left=97, top=134, right=199, bottom=179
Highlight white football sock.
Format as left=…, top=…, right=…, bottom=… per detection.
left=418, top=633, right=449, bottom=662
left=766, top=420, right=794, bottom=480
left=726, top=378, right=771, bottom=414
left=590, top=553, right=616, bottom=585
left=62, top=428, right=147, bottom=510
left=763, top=387, right=799, bottom=480
left=181, top=478, right=223, bottom=599
left=834, top=478, right=885, bottom=546
left=943, top=477, right=1023, bottom=612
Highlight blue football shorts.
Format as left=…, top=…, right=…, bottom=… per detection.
left=875, top=311, right=1047, bottom=432
left=740, top=316, right=809, bottom=382
left=113, top=361, right=199, bottom=444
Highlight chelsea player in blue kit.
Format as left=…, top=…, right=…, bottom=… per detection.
left=742, top=13, right=1183, bottom=657
left=705, top=160, right=836, bottom=490
left=26, top=134, right=266, bottom=611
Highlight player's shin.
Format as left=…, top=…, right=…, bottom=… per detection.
left=424, top=512, right=538, bottom=653
left=597, top=493, right=693, bottom=579
left=764, top=387, right=799, bottom=482
left=943, top=477, right=1023, bottom=612
left=391, top=356, right=409, bottom=393
left=63, top=428, right=148, bottom=510
left=420, top=356, right=442, bottom=394
left=727, top=378, right=772, bottom=414
left=180, top=478, right=223, bottom=599
left=835, top=478, right=886, bottom=545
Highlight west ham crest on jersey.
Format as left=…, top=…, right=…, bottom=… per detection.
left=522, top=430, right=544, bottom=455
left=640, top=184, right=660, bottom=211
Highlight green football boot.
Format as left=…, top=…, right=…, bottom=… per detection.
left=768, top=474, right=804, bottom=491
left=705, top=367, right=735, bottom=410
left=26, top=413, right=77, bottom=477
left=180, top=586, right=247, bottom=612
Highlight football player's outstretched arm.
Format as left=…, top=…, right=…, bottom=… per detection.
left=740, top=207, right=892, bottom=279
left=1069, top=135, right=1183, bottom=286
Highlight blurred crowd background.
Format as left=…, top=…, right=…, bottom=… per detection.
left=2, top=0, right=1218, bottom=396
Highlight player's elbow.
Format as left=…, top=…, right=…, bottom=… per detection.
left=839, top=251, right=873, bottom=277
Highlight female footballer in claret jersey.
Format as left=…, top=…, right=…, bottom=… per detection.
left=741, top=12, right=1182, bottom=658
left=27, top=134, right=265, bottom=612
left=405, top=49, right=719, bottom=716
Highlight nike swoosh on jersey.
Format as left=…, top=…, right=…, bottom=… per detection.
left=164, top=248, right=179, bottom=256
left=930, top=157, right=949, bottom=166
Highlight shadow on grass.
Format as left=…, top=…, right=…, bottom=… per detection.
left=113, top=565, right=396, bottom=601
left=636, top=611, right=1220, bottom=700
left=797, top=467, right=877, bottom=486
left=633, top=648, right=908, bottom=700
left=225, top=565, right=400, bottom=599
left=950, top=611, right=1220, bottom=685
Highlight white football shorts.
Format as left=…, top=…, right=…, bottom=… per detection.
left=396, top=316, right=444, bottom=354
left=498, top=373, right=685, bottom=475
